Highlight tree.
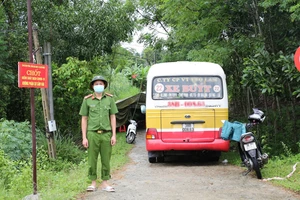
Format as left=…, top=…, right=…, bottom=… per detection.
left=137, top=0, right=300, bottom=154
left=0, top=6, right=11, bottom=118
left=31, top=0, right=137, bottom=64
left=50, top=55, right=144, bottom=139
left=0, top=0, right=138, bottom=122
left=1, top=1, right=30, bottom=121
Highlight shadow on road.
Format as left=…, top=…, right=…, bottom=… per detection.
left=152, top=155, right=222, bottom=167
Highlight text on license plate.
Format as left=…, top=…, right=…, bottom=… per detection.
left=182, top=123, right=194, bottom=132
left=244, top=142, right=257, bottom=151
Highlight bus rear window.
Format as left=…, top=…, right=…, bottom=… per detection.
left=152, top=76, right=223, bottom=100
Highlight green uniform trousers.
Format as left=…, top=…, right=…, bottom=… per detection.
left=87, top=131, right=112, bottom=181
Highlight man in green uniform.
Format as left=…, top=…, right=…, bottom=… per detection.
left=79, top=75, right=118, bottom=192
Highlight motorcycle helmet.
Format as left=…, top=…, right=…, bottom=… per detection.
left=90, top=75, right=108, bottom=90
left=248, top=108, right=265, bottom=123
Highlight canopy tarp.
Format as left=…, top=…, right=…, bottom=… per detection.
left=116, top=92, right=146, bottom=127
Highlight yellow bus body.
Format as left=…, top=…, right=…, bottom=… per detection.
left=144, top=61, right=230, bottom=162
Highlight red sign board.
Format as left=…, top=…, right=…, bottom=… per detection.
left=294, top=47, right=300, bottom=72
left=18, top=62, right=48, bottom=88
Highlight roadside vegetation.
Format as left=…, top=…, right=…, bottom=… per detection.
left=221, top=144, right=300, bottom=193
left=1, top=0, right=300, bottom=199
left=0, top=121, right=133, bottom=200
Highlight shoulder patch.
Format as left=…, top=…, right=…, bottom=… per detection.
left=84, top=94, right=93, bottom=99
left=105, top=93, right=113, bottom=97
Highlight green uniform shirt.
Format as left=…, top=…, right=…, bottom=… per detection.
left=79, top=93, right=118, bottom=131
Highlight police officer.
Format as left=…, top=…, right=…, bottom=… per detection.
left=79, top=75, right=118, bottom=192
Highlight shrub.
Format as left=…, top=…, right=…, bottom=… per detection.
left=0, top=119, right=43, bottom=161
left=39, top=133, right=86, bottom=171
left=0, top=150, right=17, bottom=189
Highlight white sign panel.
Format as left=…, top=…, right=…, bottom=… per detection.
left=48, top=120, right=57, bottom=132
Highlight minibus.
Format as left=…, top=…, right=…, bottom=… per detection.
left=144, top=61, right=230, bottom=163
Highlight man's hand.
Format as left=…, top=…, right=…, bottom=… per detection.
left=111, top=135, right=117, bottom=146
left=82, top=138, right=88, bottom=148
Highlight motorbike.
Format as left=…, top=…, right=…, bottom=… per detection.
left=126, top=119, right=137, bottom=144
left=238, top=108, right=269, bottom=179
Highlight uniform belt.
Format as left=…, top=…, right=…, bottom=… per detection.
left=95, top=130, right=110, bottom=134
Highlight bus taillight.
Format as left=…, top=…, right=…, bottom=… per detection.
left=217, top=127, right=222, bottom=138
left=146, top=128, right=158, bottom=139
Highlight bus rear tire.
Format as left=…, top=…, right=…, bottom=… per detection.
left=207, top=151, right=221, bottom=162
left=208, top=156, right=220, bottom=162
left=149, top=157, right=156, bottom=163
left=157, top=156, right=164, bottom=163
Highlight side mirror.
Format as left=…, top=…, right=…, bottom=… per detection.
left=140, top=105, right=146, bottom=114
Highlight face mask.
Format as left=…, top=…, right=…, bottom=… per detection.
left=94, top=85, right=104, bottom=93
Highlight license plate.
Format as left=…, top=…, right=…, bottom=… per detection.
left=244, top=142, right=257, bottom=151
left=182, top=123, right=194, bottom=132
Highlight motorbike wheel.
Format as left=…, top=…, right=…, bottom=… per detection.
left=126, top=132, right=135, bottom=144
left=250, top=156, right=262, bottom=179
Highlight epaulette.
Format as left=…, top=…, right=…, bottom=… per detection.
left=84, top=94, right=93, bottom=99
left=105, top=93, right=113, bottom=97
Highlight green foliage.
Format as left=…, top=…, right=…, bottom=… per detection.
left=110, top=72, right=141, bottom=100
left=8, top=165, right=33, bottom=197
left=31, top=0, right=137, bottom=65
left=0, top=0, right=137, bottom=123
left=263, top=154, right=300, bottom=192
left=1, top=1, right=31, bottom=122
left=54, top=135, right=86, bottom=166
left=221, top=150, right=300, bottom=193
left=278, top=54, right=300, bottom=98
left=0, top=132, right=133, bottom=200
left=0, top=7, right=8, bottom=66
left=281, top=142, right=293, bottom=157
left=121, top=64, right=150, bottom=91
left=262, top=107, right=300, bottom=156
left=0, top=150, right=18, bottom=189
left=260, top=0, right=300, bottom=22
left=138, top=0, right=300, bottom=111
left=38, top=134, right=86, bottom=171
left=51, top=57, right=94, bottom=137
left=0, top=120, right=43, bottom=161
left=110, top=45, right=147, bottom=72
left=242, top=50, right=285, bottom=95
left=187, top=44, right=232, bottom=66
left=51, top=56, right=145, bottom=139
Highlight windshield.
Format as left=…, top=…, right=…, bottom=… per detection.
left=152, top=76, right=223, bottom=100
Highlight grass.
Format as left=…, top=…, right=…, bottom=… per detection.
left=220, top=148, right=300, bottom=194
left=0, top=132, right=133, bottom=200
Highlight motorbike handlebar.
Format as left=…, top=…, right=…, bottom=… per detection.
left=245, top=122, right=260, bottom=130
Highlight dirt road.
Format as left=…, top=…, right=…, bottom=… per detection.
left=81, top=130, right=300, bottom=200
